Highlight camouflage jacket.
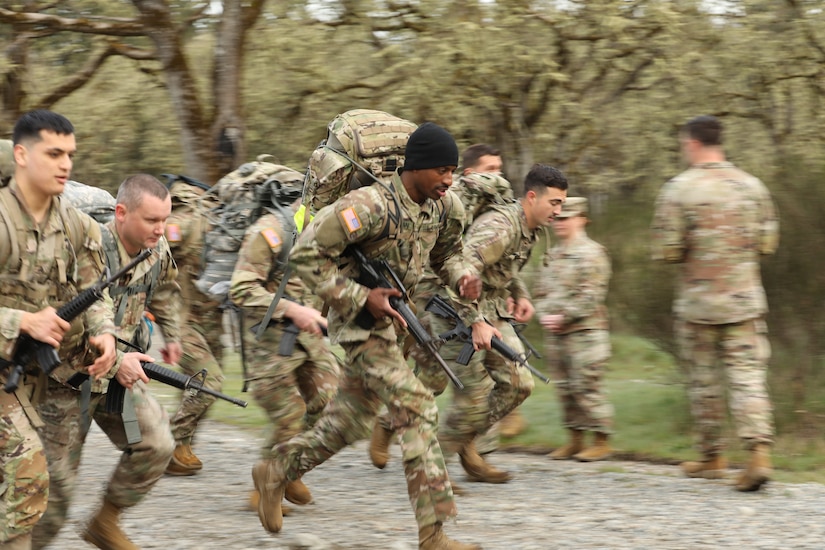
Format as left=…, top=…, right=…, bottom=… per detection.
left=533, top=231, right=611, bottom=334
left=651, top=161, right=779, bottom=324
left=464, top=201, right=538, bottom=320
left=291, top=170, right=480, bottom=344
left=0, top=179, right=117, bottom=375
left=229, top=211, right=313, bottom=322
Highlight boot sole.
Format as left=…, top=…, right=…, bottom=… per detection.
left=735, top=468, right=772, bottom=491
left=284, top=481, right=313, bottom=506
left=252, top=462, right=284, bottom=533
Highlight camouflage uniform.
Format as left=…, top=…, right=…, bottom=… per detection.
left=534, top=230, right=613, bottom=433
left=0, top=180, right=118, bottom=545
left=32, top=223, right=178, bottom=548
left=275, top=171, right=479, bottom=530
left=229, top=212, right=339, bottom=458
left=164, top=181, right=225, bottom=448
left=651, top=161, right=779, bottom=455
left=438, top=201, right=537, bottom=455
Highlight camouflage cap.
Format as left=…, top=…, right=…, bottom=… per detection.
left=557, top=196, right=588, bottom=218
left=0, top=139, right=14, bottom=181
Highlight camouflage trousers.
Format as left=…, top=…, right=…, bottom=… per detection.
left=272, top=336, right=457, bottom=529
left=31, top=378, right=175, bottom=548
left=0, top=374, right=48, bottom=544
left=675, top=317, right=774, bottom=455
left=170, top=302, right=225, bottom=445
left=439, top=319, right=535, bottom=455
left=545, top=329, right=614, bottom=434
left=245, top=320, right=340, bottom=459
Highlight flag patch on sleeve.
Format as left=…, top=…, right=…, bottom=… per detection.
left=166, top=223, right=182, bottom=242
left=340, top=207, right=362, bottom=233
left=261, top=228, right=281, bottom=248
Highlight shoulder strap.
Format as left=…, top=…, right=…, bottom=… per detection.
left=101, top=224, right=162, bottom=324
left=254, top=203, right=298, bottom=340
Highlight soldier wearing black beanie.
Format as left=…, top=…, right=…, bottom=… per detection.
left=403, top=122, right=459, bottom=171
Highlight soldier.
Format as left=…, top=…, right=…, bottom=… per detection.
left=33, top=174, right=178, bottom=549
left=0, top=110, right=119, bottom=550
left=250, top=122, right=492, bottom=550
left=534, top=197, right=614, bottom=462
left=438, top=163, right=568, bottom=484
left=651, top=115, right=779, bottom=492
left=228, top=179, right=339, bottom=511
left=163, top=179, right=225, bottom=475
left=369, top=143, right=511, bottom=469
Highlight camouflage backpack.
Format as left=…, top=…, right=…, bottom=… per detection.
left=194, top=155, right=305, bottom=300
left=303, top=109, right=417, bottom=223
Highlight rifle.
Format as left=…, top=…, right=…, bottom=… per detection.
left=250, top=312, right=328, bottom=357
left=348, top=246, right=464, bottom=390
left=103, top=362, right=248, bottom=413
left=425, top=294, right=551, bottom=384
left=511, top=321, right=542, bottom=360
left=2, top=249, right=153, bottom=393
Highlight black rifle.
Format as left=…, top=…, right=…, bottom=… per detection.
left=2, top=249, right=153, bottom=393
left=103, top=362, right=247, bottom=413
left=511, top=321, right=542, bottom=360
left=425, top=294, right=551, bottom=384
left=250, top=314, right=328, bottom=357
left=348, top=246, right=463, bottom=390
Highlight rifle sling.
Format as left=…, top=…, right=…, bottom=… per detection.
left=255, top=265, right=292, bottom=341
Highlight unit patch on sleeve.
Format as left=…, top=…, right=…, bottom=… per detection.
left=340, top=207, right=362, bottom=233
left=261, top=227, right=282, bottom=249
left=166, top=223, right=182, bottom=243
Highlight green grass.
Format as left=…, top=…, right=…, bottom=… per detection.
left=151, top=329, right=825, bottom=485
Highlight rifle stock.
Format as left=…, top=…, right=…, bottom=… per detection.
left=348, top=247, right=464, bottom=390
left=3, top=249, right=153, bottom=393
left=425, top=294, right=551, bottom=384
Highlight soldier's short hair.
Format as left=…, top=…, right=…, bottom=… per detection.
left=524, top=164, right=568, bottom=196
left=461, top=144, right=501, bottom=171
left=116, top=174, right=169, bottom=210
left=13, top=110, right=75, bottom=145
left=682, top=115, right=723, bottom=146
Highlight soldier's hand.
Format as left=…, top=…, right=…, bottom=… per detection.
left=458, top=274, right=482, bottom=301
left=116, top=352, right=153, bottom=389
left=365, top=287, right=406, bottom=327
left=539, top=314, right=564, bottom=334
left=512, top=298, right=535, bottom=323
left=470, top=321, right=501, bottom=351
left=285, top=302, right=328, bottom=336
left=161, top=341, right=183, bottom=365
left=20, top=307, right=71, bottom=348
left=87, top=333, right=118, bottom=379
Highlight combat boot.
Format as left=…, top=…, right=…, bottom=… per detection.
left=369, top=417, right=394, bottom=469
left=419, top=522, right=482, bottom=550
left=285, top=478, right=313, bottom=505
left=165, top=443, right=202, bottom=476
left=459, top=441, right=511, bottom=483
left=735, top=443, right=772, bottom=492
left=498, top=408, right=528, bottom=438
left=0, top=533, right=31, bottom=550
left=680, top=455, right=728, bottom=479
left=251, top=459, right=286, bottom=533
left=574, top=432, right=613, bottom=462
left=247, top=490, right=291, bottom=515
left=548, top=429, right=585, bottom=460
left=82, top=498, right=139, bottom=550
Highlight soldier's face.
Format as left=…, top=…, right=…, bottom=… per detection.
left=115, top=193, right=172, bottom=255
left=526, top=187, right=566, bottom=229
left=409, top=166, right=456, bottom=203
left=464, top=155, right=502, bottom=176
left=15, top=130, right=76, bottom=196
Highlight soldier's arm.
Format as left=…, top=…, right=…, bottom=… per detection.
left=148, top=242, right=183, bottom=344
left=650, top=180, right=686, bottom=263
left=555, top=244, right=611, bottom=327
left=229, top=216, right=289, bottom=317
left=758, top=180, right=779, bottom=256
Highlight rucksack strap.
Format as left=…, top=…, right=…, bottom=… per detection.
left=254, top=201, right=297, bottom=341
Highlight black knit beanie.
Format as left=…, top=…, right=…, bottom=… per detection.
left=403, top=122, right=459, bottom=171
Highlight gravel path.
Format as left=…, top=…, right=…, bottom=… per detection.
left=41, top=419, right=825, bottom=550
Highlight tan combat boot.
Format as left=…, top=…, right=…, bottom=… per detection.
left=548, top=429, right=585, bottom=460
left=419, top=522, right=482, bottom=550
left=735, top=443, right=772, bottom=492
left=574, top=432, right=613, bottom=462
left=680, top=455, right=728, bottom=479
left=251, top=459, right=286, bottom=533
left=369, top=417, right=394, bottom=469
left=165, top=443, right=202, bottom=476
left=0, top=533, right=31, bottom=550
left=247, top=490, right=292, bottom=515
left=459, top=441, right=511, bottom=483
left=82, top=498, right=139, bottom=550
left=498, top=408, right=528, bottom=438
left=284, top=478, right=313, bottom=505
